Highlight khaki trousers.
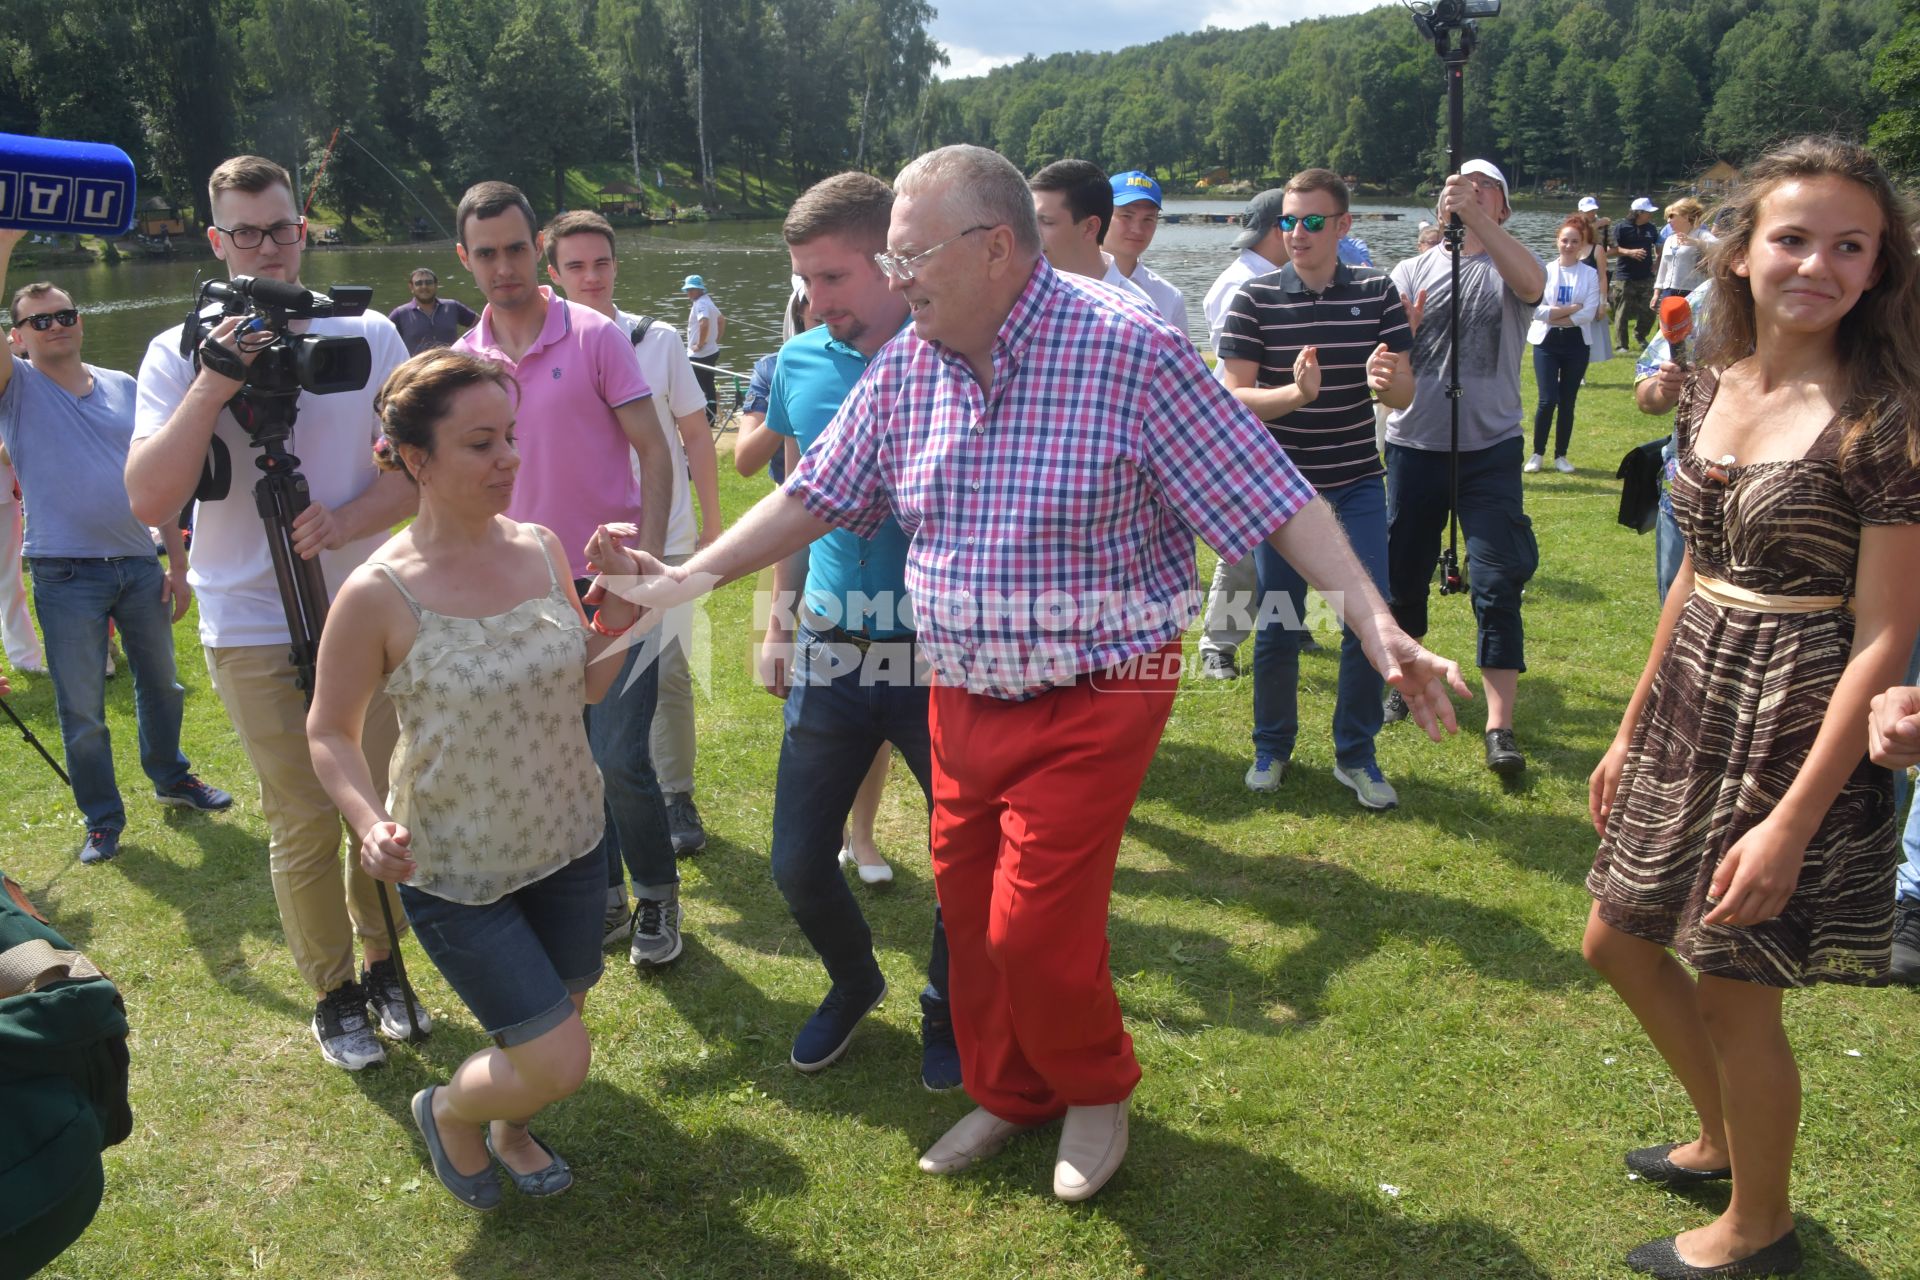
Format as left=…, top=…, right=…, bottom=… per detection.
left=205, top=643, right=403, bottom=996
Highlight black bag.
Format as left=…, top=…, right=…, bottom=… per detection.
left=1615, top=437, right=1668, bottom=534
left=0, top=872, right=132, bottom=1280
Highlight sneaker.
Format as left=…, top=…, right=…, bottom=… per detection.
left=1484, top=728, right=1526, bottom=777
left=629, top=888, right=684, bottom=968
left=362, top=956, right=432, bottom=1040
left=1332, top=762, right=1399, bottom=810
left=1382, top=688, right=1410, bottom=725
left=1197, top=650, right=1238, bottom=680
left=665, top=791, right=707, bottom=855
left=790, top=978, right=888, bottom=1073
left=1553, top=455, right=1576, bottom=474
left=1244, top=752, right=1289, bottom=793
left=79, top=828, right=120, bottom=865
left=603, top=886, right=634, bottom=947
left=1523, top=453, right=1543, bottom=473
left=1889, top=900, right=1920, bottom=985
left=154, top=774, right=234, bottom=812
left=313, top=980, right=388, bottom=1070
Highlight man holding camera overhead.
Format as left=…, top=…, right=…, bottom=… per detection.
left=125, top=155, right=425, bottom=1073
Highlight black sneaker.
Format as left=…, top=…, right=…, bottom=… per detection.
left=665, top=791, right=706, bottom=855
left=1382, top=688, right=1410, bottom=725
left=313, top=980, right=387, bottom=1070
left=1484, top=728, right=1526, bottom=777
left=1197, top=650, right=1238, bottom=680
left=1890, top=900, right=1920, bottom=985
left=362, top=957, right=432, bottom=1041
left=79, top=828, right=121, bottom=865
left=155, top=774, right=234, bottom=812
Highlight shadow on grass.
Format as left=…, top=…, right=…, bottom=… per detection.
left=1136, top=735, right=1603, bottom=885
left=1114, top=815, right=1592, bottom=1029
left=944, top=1115, right=1557, bottom=1279
left=109, top=809, right=310, bottom=1019
left=338, top=1053, right=844, bottom=1280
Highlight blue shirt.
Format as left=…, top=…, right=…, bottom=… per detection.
left=745, top=353, right=785, bottom=484
left=0, top=356, right=156, bottom=559
left=767, top=325, right=913, bottom=638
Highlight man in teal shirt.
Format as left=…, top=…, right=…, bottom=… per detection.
left=762, top=172, right=955, bottom=1090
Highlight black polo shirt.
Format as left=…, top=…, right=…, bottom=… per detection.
left=1615, top=220, right=1660, bottom=281
left=1215, top=261, right=1411, bottom=490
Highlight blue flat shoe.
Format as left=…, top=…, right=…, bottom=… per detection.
left=486, top=1126, right=574, bottom=1197
left=410, top=1086, right=501, bottom=1211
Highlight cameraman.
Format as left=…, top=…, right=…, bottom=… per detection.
left=125, top=156, right=426, bottom=1071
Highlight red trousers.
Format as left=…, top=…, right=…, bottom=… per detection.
left=928, top=645, right=1180, bottom=1125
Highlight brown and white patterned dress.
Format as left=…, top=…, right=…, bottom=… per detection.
left=1588, top=370, right=1920, bottom=986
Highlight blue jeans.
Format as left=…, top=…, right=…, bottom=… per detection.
left=1531, top=329, right=1589, bottom=459
left=27, top=555, right=190, bottom=832
left=578, top=579, right=675, bottom=899
left=1655, top=434, right=1683, bottom=604
left=1252, top=475, right=1389, bottom=768
left=1895, top=637, right=1920, bottom=906
left=770, top=625, right=949, bottom=1022
left=399, top=849, right=605, bottom=1047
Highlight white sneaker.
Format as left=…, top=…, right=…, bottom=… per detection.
left=1523, top=453, right=1543, bottom=473
left=1554, top=456, right=1576, bottom=474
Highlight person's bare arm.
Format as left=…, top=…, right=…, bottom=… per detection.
left=1440, top=176, right=1546, bottom=304
left=758, top=437, right=809, bottom=697
left=158, top=523, right=192, bottom=623
left=614, top=398, right=673, bottom=558
left=732, top=411, right=784, bottom=477
left=292, top=469, right=420, bottom=559
left=1590, top=550, right=1695, bottom=836
left=1264, top=498, right=1471, bottom=739
left=674, top=406, right=724, bottom=547
left=1222, top=350, right=1318, bottom=421
left=308, top=567, right=414, bottom=881
left=1636, top=361, right=1684, bottom=416
left=126, top=316, right=252, bottom=525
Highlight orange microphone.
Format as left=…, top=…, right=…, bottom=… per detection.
left=1658, top=294, right=1693, bottom=367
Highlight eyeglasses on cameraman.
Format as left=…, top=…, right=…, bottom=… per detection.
left=213, top=219, right=307, bottom=249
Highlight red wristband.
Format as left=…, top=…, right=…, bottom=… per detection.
left=589, top=611, right=634, bottom=638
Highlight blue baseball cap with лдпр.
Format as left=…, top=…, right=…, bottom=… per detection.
left=1110, top=171, right=1163, bottom=207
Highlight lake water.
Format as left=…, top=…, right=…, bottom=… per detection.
left=58, top=199, right=1576, bottom=378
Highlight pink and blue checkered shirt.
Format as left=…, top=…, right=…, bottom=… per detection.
left=785, top=259, right=1316, bottom=700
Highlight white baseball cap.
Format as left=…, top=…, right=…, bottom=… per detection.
left=1458, top=159, right=1509, bottom=209
left=1577, top=196, right=1600, bottom=213
left=1630, top=197, right=1657, bottom=213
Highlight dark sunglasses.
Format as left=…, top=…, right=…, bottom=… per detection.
left=1277, top=214, right=1330, bottom=233
left=17, top=309, right=79, bottom=331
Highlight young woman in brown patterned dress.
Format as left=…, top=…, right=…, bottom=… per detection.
left=1585, top=138, right=1920, bottom=1279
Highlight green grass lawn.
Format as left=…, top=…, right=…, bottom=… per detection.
left=7, top=352, right=1917, bottom=1279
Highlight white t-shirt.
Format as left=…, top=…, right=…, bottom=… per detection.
left=685, top=294, right=721, bottom=358
left=1119, top=260, right=1191, bottom=342
left=134, top=311, right=409, bottom=647
left=617, top=311, right=710, bottom=557
left=1203, top=248, right=1284, bottom=384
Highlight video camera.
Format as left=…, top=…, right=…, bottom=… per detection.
left=180, top=275, right=374, bottom=412
left=1408, top=0, right=1499, bottom=41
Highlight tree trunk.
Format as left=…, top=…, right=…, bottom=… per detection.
left=629, top=96, right=644, bottom=197
left=694, top=19, right=715, bottom=201
left=855, top=72, right=872, bottom=168
left=554, top=167, right=567, bottom=219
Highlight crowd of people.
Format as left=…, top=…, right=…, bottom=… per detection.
left=2, top=131, right=1918, bottom=1279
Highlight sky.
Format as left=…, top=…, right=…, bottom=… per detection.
left=931, top=0, right=1391, bottom=80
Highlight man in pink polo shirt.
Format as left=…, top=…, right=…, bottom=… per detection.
left=451, top=180, right=687, bottom=969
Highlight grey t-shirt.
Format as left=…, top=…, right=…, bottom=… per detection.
left=0, top=356, right=156, bottom=559
left=1385, top=248, right=1542, bottom=452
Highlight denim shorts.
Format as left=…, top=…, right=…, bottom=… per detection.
left=398, top=850, right=605, bottom=1047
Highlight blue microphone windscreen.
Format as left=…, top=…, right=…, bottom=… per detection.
left=0, top=133, right=138, bottom=238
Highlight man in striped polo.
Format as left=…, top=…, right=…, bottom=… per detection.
left=1217, top=168, right=1413, bottom=810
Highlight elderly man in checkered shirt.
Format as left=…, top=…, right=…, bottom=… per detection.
left=620, top=145, right=1470, bottom=1202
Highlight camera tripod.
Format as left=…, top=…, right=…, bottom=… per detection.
left=0, top=690, right=70, bottom=785
left=231, top=388, right=428, bottom=1042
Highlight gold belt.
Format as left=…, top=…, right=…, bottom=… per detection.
left=1692, top=574, right=1849, bottom=614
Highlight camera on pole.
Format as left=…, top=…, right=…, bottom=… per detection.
left=175, top=277, right=426, bottom=1042
left=1407, top=0, right=1499, bottom=597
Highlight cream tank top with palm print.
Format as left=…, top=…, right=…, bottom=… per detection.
left=372, top=531, right=604, bottom=906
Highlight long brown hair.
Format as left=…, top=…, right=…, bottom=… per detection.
left=1698, top=135, right=1920, bottom=464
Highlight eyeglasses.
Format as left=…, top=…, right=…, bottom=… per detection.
left=873, top=225, right=994, bottom=282
left=16, top=309, right=79, bottom=331
left=1277, top=214, right=1330, bottom=233
left=213, top=218, right=306, bottom=249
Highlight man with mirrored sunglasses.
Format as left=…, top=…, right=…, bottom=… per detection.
left=0, top=227, right=234, bottom=867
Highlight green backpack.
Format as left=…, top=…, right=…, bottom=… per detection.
left=0, top=872, right=131, bottom=1280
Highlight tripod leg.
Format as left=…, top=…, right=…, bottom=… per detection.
left=0, top=692, right=71, bottom=786
left=373, top=880, right=428, bottom=1042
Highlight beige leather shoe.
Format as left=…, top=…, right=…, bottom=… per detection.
left=917, top=1106, right=1032, bottom=1175
left=1053, top=1101, right=1128, bottom=1202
